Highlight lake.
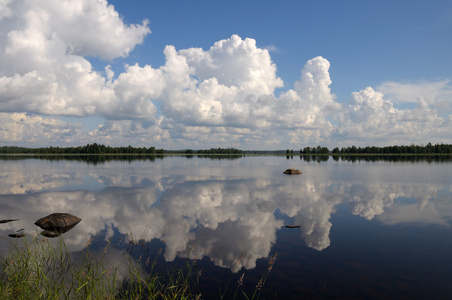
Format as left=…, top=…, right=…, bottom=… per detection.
left=1, top=155, right=452, bottom=299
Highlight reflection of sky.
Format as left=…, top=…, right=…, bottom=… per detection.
left=1, top=157, right=451, bottom=272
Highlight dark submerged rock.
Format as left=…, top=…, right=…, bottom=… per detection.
left=35, top=213, right=81, bottom=231
left=40, top=223, right=79, bottom=238
left=0, top=219, right=19, bottom=224
left=8, top=233, right=25, bottom=238
left=284, top=225, right=301, bottom=228
left=40, top=230, right=61, bottom=238
left=283, top=168, right=302, bottom=175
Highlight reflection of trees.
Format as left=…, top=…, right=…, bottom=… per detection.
left=196, top=155, right=243, bottom=160
left=0, top=155, right=164, bottom=164
left=301, top=155, right=330, bottom=162
left=336, top=155, right=452, bottom=163
left=2, top=154, right=452, bottom=164
left=300, top=155, right=452, bottom=163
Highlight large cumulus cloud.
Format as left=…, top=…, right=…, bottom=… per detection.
left=334, top=87, right=448, bottom=145
left=0, top=0, right=150, bottom=118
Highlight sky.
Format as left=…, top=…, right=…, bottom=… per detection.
left=0, top=0, right=451, bottom=150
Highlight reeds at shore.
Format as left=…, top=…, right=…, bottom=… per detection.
left=0, top=234, right=275, bottom=299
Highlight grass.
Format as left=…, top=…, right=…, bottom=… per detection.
left=0, top=234, right=276, bottom=299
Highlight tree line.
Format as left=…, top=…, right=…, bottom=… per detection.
left=293, top=143, right=452, bottom=155
left=1, top=143, right=451, bottom=155
left=299, top=146, right=330, bottom=154
left=194, top=148, right=243, bottom=154
left=0, top=144, right=243, bottom=155
left=330, top=143, right=452, bottom=154
left=0, top=143, right=164, bottom=154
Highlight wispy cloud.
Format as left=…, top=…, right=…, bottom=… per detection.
left=377, top=80, right=452, bottom=110
left=263, top=44, right=279, bottom=53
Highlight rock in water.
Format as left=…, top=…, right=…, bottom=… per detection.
left=8, top=233, right=25, bottom=238
left=40, top=230, right=61, bottom=238
left=283, top=168, right=302, bottom=175
left=284, top=225, right=301, bottom=228
left=0, top=219, right=19, bottom=224
left=35, top=213, right=81, bottom=231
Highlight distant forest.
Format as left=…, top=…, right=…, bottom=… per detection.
left=0, top=144, right=164, bottom=154
left=302, top=143, right=452, bottom=154
left=0, top=142, right=451, bottom=155
left=0, top=144, right=243, bottom=155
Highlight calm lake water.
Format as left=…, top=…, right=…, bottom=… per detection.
left=1, top=155, right=452, bottom=299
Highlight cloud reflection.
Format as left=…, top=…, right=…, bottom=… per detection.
left=0, top=158, right=451, bottom=272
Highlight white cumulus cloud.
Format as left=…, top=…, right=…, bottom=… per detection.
left=0, top=0, right=150, bottom=118
left=334, top=87, right=449, bottom=145
left=0, top=113, right=85, bottom=145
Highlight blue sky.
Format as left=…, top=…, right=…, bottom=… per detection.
left=109, top=0, right=452, bottom=98
left=0, top=0, right=451, bottom=149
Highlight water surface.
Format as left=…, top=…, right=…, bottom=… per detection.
left=1, top=155, right=451, bottom=299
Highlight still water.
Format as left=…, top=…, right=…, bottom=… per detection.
left=1, top=155, right=451, bottom=299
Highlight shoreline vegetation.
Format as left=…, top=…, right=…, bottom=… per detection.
left=0, top=234, right=275, bottom=299
left=1, top=142, right=452, bottom=156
